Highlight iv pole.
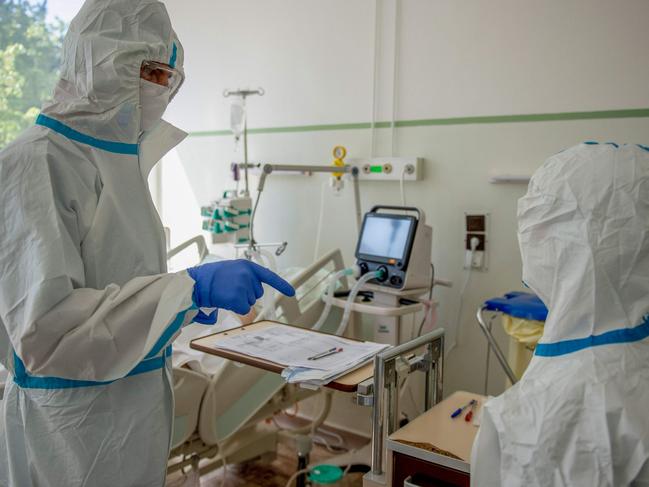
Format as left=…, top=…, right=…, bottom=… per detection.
left=223, top=87, right=265, bottom=196
left=223, top=90, right=363, bottom=255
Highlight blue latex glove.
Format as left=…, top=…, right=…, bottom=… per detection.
left=193, top=309, right=217, bottom=325
left=187, top=259, right=295, bottom=316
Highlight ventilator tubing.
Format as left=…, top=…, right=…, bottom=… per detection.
left=311, top=267, right=357, bottom=331
left=251, top=249, right=279, bottom=321
left=334, top=269, right=383, bottom=337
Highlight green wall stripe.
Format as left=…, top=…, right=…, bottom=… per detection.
left=188, top=108, right=649, bottom=138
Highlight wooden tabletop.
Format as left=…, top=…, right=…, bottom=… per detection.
left=190, top=320, right=375, bottom=392
left=389, top=390, right=486, bottom=462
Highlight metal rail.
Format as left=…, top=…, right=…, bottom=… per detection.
left=248, top=163, right=363, bottom=253
left=476, top=307, right=518, bottom=384
left=370, top=329, right=445, bottom=476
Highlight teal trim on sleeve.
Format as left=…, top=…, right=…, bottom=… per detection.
left=144, top=304, right=197, bottom=359
left=36, top=114, right=139, bottom=155
left=169, top=42, right=178, bottom=68
left=12, top=352, right=166, bottom=390
left=10, top=304, right=196, bottom=390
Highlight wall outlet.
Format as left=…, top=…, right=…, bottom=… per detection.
left=464, top=212, right=489, bottom=271
left=349, top=157, right=422, bottom=181
left=472, top=250, right=484, bottom=268
left=464, top=249, right=484, bottom=269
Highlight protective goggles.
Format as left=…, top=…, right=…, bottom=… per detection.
left=140, top=60, right=183, bottom=93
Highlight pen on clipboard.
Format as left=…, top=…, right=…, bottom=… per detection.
left=307, top=347, right=343, bottom=361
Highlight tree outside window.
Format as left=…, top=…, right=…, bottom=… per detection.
left=0, top=0, right=66, bottom=148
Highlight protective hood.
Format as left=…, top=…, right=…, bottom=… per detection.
left=40, top=0, right=185, bottom=145
left=518, top=142, right=649, bottom=345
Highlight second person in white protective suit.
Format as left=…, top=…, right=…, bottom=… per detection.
left=471, top=142, right=649, bottom=486
left=0, top=1, right=294, bottom=486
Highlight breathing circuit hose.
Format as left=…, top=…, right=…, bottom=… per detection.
left=251, top=249, right=279, bottom=321
left=312, top=268, right=356, bottom=331
left=312, top=267, right=384, bottom=335
left=334, top=270, right=383, bottom=336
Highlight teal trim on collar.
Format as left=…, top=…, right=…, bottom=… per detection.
left=169, top=42, right=178, bottom=68
left=36, top=114, right=139, bottom=155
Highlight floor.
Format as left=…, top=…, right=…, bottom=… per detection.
left=168, top=418, right=368, bottom=487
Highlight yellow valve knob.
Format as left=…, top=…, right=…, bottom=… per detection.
left=332, top=145, right=347, bottom=179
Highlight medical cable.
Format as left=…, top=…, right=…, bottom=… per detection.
left=250, top=249, right=279, bottom=321
left=447, top=238, right=479, bottom=355
left=369, top=0, right=381, bottom=157
left=416, top=263, right=435, bottom=337
left=390, top=0, right=401, bottom=157
left=312, top=434, right=347, bottom=453
left=398, top=373, right=423, bottom=418
left=335, top=269, right=384, bottom=336
left=313, top=180, right=328, bottom=261
left=215, top=446, right=229, bottom=487
left=312, top=267, right=357, bottom=331
left=285, top=468, right=311, bottom=487
left=284, top=460, right=354, bottom=487
left=248, top=189, right=262, bottom=249
left=273, top=391, right=333, bottom=437
left=400, top=164, right=408, bottom=206
left=315, top=427, right=346, bottom=450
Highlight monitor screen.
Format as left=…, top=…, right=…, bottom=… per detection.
left=358, top=215, right=413, bottom=260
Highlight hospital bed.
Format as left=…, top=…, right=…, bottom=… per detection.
left=166, top=239, right=348, bottom=476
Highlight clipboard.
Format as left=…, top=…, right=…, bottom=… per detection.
left=190, top=320, right=375, bottom=392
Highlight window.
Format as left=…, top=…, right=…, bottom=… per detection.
left=0, top=0, right=83, bottom=148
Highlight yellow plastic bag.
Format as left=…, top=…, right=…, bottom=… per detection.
left=503, top=316, right=544, bottom=346
left=502, top=316, right=544, bottom=383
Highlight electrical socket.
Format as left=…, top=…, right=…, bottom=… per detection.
left=472, top=250, right=484, bottom=268
left=464, top=212, right=490, bottom=271
left=465, top=233, right=486, bottom=251
left=464, top=249, right=485, bottom=269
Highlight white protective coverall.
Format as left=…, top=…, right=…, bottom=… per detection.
left=0, top=1, right=199, bottom=485
left=471, top=142, right=649, bottom=486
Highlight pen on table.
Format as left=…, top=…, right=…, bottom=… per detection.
left=307, top=347, right=343, bottom=361
left=451, top=399, right=476, bottom=419
left=465, top=401, right=478, bottom=422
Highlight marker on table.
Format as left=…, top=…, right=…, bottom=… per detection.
left=308, top=347, right=343, bottom=361
left=465, top=401, right=477, bottom=422
left=451, top=399, right=477, bottom=419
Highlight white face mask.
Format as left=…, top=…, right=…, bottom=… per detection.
left=139, top=79, right=170, bottom=133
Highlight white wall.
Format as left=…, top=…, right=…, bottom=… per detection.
left=159, top=0, right=649, bottom=406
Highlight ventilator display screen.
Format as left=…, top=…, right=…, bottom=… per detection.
left=357, top=215, right=414, bottom=261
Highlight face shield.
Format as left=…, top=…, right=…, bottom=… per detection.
left=140, top=60, right=184, bottom=94
left=139, top=60, right=184, bottom=133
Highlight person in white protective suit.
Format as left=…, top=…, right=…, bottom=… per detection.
left=471, top=142, right=649, bottom=487
left=0, top=1, right=293, bottom=486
